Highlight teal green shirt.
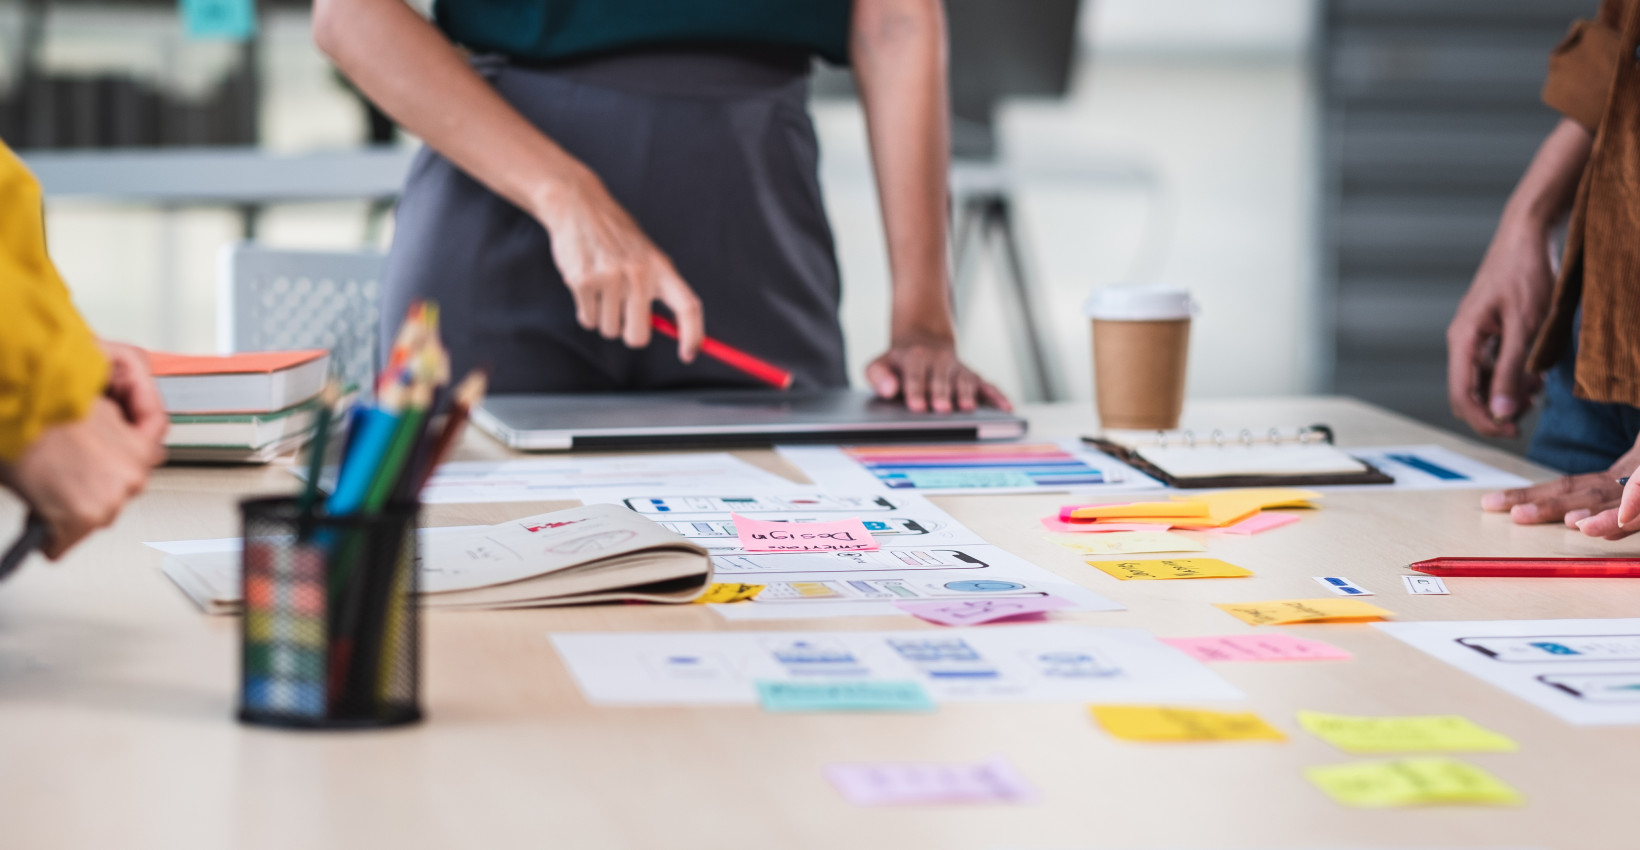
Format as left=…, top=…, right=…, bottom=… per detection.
left=435, top=0, right=853, bottom=65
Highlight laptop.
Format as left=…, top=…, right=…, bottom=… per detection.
left=473, top=389, right=1028, bottom=451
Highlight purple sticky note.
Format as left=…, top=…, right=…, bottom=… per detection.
left=1162, top=633, right=1352, bottom=662
left=894, top=596, right=1074, bottom=627
left=825, top=757, right=1038, bottom=806
left=1204, top=512, right=1303, bottom=536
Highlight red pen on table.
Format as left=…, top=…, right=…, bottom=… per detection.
left=651, top=314, right=794, bottom=390
left=1411, top=557, right=1640, bottom=578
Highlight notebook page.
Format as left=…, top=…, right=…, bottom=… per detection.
left=1135, top=444, right=1368, bottom=479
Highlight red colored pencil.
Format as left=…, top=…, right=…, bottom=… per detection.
left=651, top=314, right=793, bottom=390
left=1410, top=557, right=1640, bottom=578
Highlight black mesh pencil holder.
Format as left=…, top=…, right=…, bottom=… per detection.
left=238, top=496, right=422, bottom=729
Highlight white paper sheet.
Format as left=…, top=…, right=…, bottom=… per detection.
left=549, top=625, right=1242, bottom=705
left=1375, top=618, right=1640, bottom=726
left=415, top=453, right=796, bottom=504
left=777, top=440, right=1164, bottom=496
left=1337, top=445, right=1532, bottom=491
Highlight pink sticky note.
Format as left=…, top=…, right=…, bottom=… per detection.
left=732, top=514, right=878, bottom=553
left=1204, top=512, right=1303, bottom=536
left=1162, top=633, right=1353, bottom=662
left=895, top=595, right=1073, bottom=626
left=825, top=757, right=1038, bottom=806
left=1041, top=518, right=1174, bottom=534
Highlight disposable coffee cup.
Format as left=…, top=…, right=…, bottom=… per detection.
left=1084, top=287, right=1196, bottom=431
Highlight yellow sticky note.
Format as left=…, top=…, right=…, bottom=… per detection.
left=1297, top=712, right=1518, bottom=754
left=694, top=583, right=765, bottom=604
left=1069, top=501, right=1209, bottom=520
left=1305, top=758, right=1524, bottom=808
left=1051, top=532, right=1207, bottom=556
left=1091, top=705, right=1286, bottom=742
left=1087, top=558, right=1252, bottom=580
left=1214, top=598, right=1392, bottom=625
left=1170, top=488, right=1322, bottom=528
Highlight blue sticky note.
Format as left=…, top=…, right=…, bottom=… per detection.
left=756, top=680, right=935, bottom=712
left=180, top=0, right=256, bottom=41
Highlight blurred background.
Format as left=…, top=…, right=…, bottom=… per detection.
left=0, top=0, right=1596, bottom=452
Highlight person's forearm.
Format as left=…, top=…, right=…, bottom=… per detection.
left=312, top=0, right=592, bottom=222
left=851, top=0, right=955, bottom=342
left=1501, top=117, right=1592, bottom=234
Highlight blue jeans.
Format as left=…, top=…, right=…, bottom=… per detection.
left=1527, top=319, right=1640, bottom=473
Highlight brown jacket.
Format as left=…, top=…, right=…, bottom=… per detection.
left=1530, top=0, right=1640, bottom=404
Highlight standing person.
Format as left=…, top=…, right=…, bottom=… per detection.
left=314, top=0, right=1011, bottom=414
left=1446, top=0, right=1640, bottom=531
left=0, top=139, right=167, bottom=558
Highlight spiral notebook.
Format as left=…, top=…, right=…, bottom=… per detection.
left=1083, top=425, right=1394, bottom=489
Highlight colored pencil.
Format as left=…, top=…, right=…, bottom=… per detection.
left=650, top=314, right=793, bottom=389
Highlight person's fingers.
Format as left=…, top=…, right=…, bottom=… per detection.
left=571, top=278, right=601, bottom=331
left=597, top=274, right=626, bottom=339
left=622, top=274, right=653, bottom=350
left=865, top=357, right=900, bottom=400
left=1446, top=324, right=1504, bottom=436
left=1487, top=319, right=1532, bottom=426
left=899, top=351, right=931, bottom=413
left=954, top=370, right=979, bottom=412
left=1564, top=508, right=1593, bottom=528
left=1510, top=487, right=1617, bottom=525
left=979, top=381, right=1013, bottom=412
left=656, top=271, right=703, bottom=363
left=1618, top=476, right=1640, bottom=527
left=1575, top=509, right=1640, bottom=540
left=1482, top=473, right=1593, bottom=512
left=927, top=360, right=955, bottom=414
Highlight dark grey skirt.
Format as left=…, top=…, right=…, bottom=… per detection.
left=381, top=49, right=848, bottom=393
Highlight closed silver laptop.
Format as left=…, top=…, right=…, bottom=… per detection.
left=473, top=389, right=1027, bottom=451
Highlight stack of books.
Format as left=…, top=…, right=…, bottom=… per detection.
left=150, top=349, right=331, bottom=464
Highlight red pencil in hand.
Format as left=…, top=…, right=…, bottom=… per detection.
left=651, top=314, right=793, bottom=390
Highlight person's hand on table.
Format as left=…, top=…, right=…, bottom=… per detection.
left=1445, top=216, right=1555, bottom=439
left=1564, top=458, right=1640, bottom=540
left=0, top=398, right=159, bottom=559
left=1480, top=435, right=1640, bottom=527
left=866, top=333, right=1011, bottom=414
left=536, top=169, right=703, bottom=363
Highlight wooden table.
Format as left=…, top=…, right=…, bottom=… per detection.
left=1, top=397, right=1634, bottom=849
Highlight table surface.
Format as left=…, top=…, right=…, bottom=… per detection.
left=1, top=396, right=1633, bottom=850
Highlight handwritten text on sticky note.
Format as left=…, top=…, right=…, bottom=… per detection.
left=1087, top=558, right=1252, bottom=580
left=825, top=757, right=1037, bottom=806
left=1304, top=758, right=1524, bottom=808
left=756, top=680, right=933, bottom=712
left=1214, top=598, right=1392, bottom=626
left=733, top=514, right=878, bottom=553
left=1091, top=705, right=1286, bottom=742
left=895, top=596, right=1073, bottom=626
left=1162, top=634, right=1352, bottom=662
left=1297, top=712, right=1518, bottom=754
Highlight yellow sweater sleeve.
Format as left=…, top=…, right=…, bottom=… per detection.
left=0, top=140, right=108, bottom=463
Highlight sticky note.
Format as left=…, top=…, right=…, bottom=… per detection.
left=1402, top=574, right=1450, bottom=595
left=733, top=514, right=878, bottom=553
left=694, top=583, right=764, bottom=604
left=1170, top=488, right=1321, bottom=529
left=1297, top=712, right=1518, bottom=754
left=1214, top=598, right=1392, bottom=626
left=1091, top=705, right=1286, bottom=742
left=1162, top=634, right=1352, bottom=662
left=895, top=596, right=1073, bottom=626
left=756, top=680, right=934, bottom=712
left=1205, top=512, right=1302, bottom=535
left=1304, top=758, right=1524, bottom=808
left=1041, top=518, right=1173, bottom=534
left=180, top=0, right=256, bottom=40
left=1087, top=558, right=1252, bottom=580
left=825, top=757, right=1037, bottom=806
left=1067, top=501, right=1209, bottom=520
left=1050, top=532, right=1206, bottom=556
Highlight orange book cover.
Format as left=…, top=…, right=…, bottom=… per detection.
left=146, top=349, right=327, bottom=377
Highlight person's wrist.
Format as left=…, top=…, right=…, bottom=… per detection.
left=524, top=163, right=600, bottom=230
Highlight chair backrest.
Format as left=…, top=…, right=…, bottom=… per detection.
left=216, top=242, right=385, bottom=399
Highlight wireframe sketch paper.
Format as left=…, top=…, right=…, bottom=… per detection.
left=1375, top=618, right=1640, bottom=726
left=413, top=452, right=795, bottom=504
left=549, top=625, right=1243, bottom=705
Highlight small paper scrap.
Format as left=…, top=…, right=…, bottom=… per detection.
left=1162, top=634, right=1352, bottom=662
left=1297, top=711, right=1518, bottom=754
left=825, top=757, right=1037, bottom=806
left=1402, top=574, right=1450, bottom=595
left=1314, top=576, right=1373, bottom=596
left=1041, top=518, right=1173, bottom=534
left=694, top=583, right=765, bottom=604
left=1091, top=705, right=1286, bottom=743
left=1087, top=558, right=1252, bottom=581
left=1051, top=531, right=1206, bottom=556
left=895, top=596, right=1073, bottom=627
left=1304, top=758, right=1524, bottom=808
left=756, top=680, right=934, bottom=713
left=1205, top=512, right=1302, bottom=535
left=732, top=514, right=878, bottom=553
left=1214, top=598, right=1393, bottom=626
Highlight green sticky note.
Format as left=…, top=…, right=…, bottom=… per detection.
left=903, top=469, right=1036, bottom=489
left=756, top=680, right=935, bottom=712
left=1305, top=758, right=1524, bottom=808
left=180, top=0, right=256, bottom=40
left=1297, top=711, right=1518, bottom=754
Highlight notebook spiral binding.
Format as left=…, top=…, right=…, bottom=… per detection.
left=1148, top=424, right=1335, bottom=449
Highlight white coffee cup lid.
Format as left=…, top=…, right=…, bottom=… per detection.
left=1082, top=286, right=1197, bottom=321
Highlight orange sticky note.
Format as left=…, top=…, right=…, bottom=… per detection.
left=1068, top=501, right=1210, bottom=520
left=732, top=514, right=879, bottom=553
left=1214, top=598, right=1392, bottom=626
